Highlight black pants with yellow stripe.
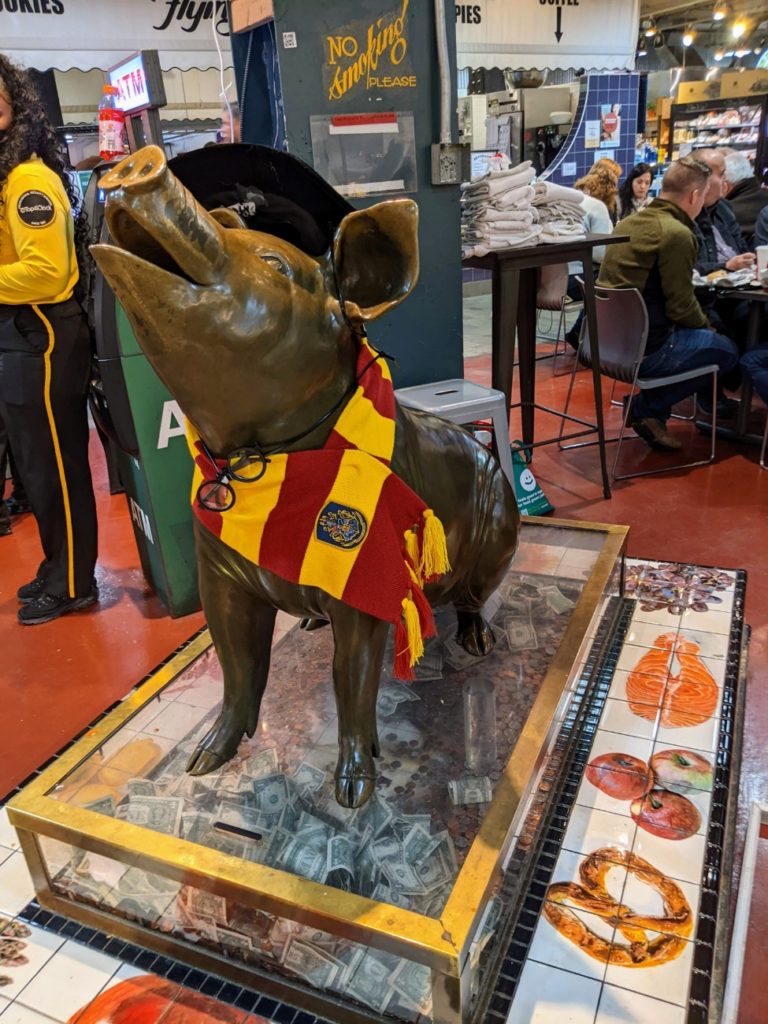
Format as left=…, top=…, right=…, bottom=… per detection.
left=0, top=301, right=97, bottom=599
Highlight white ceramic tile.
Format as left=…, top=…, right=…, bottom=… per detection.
left=17, top=941, right=121, bottom=1020
left=0, top=1001, right=61, bottom=1023
left=0, top=923, right=64, bottom=997
left=679, top=607, right=732, bottom=635
left=649, top=745, right=715, bottom=793
left=630, top=826, right=707, bottom=886
left=530, top=902, right=613, bottom=982
left=167, top=682, right=222, bottom=710
left=654, top=714, right=723, bottom=755
left=507, top=959, right=602, bottom=1024
left=0, top=850, right=11, bottom=871
left=0, top=810, right=20, bottom=853
left=604, top=927, right=695, bottom=1006
left=91, top=728, right=140, bottom=764
left=623, top=622, right=679, bottom=650
left=599, top=698, right=660, bottom=742
left=137, top=701, right=208, bottom=742
left=121, top=697, right=170, bottom=733
left=614, top=646, right=672, bottom=685
left=0, top=855, right=35, bottom=917
left=595, top=985, right=687, bottom=1023
left=672, top=627, right=729, bottom=660
left=620, top=872, right=701, bottom=937
left=562, top=804, right=638, bottom=860
left=86, top=960, right=146, bottom=995
left=630, top=603, right=683, bottom=628
left=607, top=669, right=668, bottom=711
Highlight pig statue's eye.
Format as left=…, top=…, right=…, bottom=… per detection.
left=261, top=254, right=289, bottom=276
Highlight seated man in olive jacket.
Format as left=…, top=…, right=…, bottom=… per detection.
left=598, top=158, right=738, bottom=453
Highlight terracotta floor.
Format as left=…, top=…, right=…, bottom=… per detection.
left=1, top=332, right=766, bottom=1021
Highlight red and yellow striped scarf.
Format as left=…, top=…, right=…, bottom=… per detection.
left=187, top=338, right=450, bottom=679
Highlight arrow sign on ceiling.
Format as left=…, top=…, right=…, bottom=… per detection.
left=555, top=7, right=563, bottom=42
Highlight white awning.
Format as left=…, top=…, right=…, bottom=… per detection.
left=456, top=0, right=640, bottom=72
left=3, top=1, right=233, bottom=72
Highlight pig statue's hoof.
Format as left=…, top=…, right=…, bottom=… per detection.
left=186, top=712, right=246, bottom=775
left=335, top=749, right=377, bottom=808
left=456, top=611, right=495, bottom=657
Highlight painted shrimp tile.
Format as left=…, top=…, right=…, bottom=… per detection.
left=507, top=959, right=602, bottom=1024
left=630, top=825, right=707, bottom=886
left=603, top=929, right=695, bottom=1008
left=595, top=984, right=687, bottom=1023
left=598, top=697, right=660, bottom=743
left=562, top=804, right=638, bottom=860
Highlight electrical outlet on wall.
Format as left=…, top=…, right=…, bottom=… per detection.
left=431, top=143, right=471, bottom=185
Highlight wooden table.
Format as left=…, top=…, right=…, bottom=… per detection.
left=464, top=233, right=627, bottom=500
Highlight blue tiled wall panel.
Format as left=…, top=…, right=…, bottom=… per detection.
left=544, top=73, right=641, bottom=187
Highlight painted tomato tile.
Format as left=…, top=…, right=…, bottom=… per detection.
left=649, top=744, right=715, bottom=793
left=607, top=668, right=668, bottom=711
left=577, top=732, right=656, bottom=813
left=630, top=826, right=707, bottom=885
left=604, top=927, right=695, bottom=1007
left=630, top=788, right=710, bottom=843
left=562, top=805, right=638, bottom=860
left=507, top=958, right=602, bottom=1024
left=654, top=713, right=723, bottom=754
left=599, top=697, right=660, bottom=742
left=595, top=984, right=687, bottom=1023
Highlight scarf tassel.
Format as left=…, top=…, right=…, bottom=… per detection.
left=420, top=509, right=451, bottom=581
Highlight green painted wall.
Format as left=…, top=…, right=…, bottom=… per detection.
left=240, top=0, right=464, bottom=388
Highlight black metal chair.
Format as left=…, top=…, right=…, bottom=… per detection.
left=558, top=285, right=719, bottom=481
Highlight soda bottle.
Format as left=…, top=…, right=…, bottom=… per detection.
left=98, top=84, right=126, bottom=161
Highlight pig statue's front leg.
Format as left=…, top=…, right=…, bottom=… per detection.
left=187, top=545, right=277, bottom=776
left=329, top=603, right=389, bottom=808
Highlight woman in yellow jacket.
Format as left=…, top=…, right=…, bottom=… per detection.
left=0, top=55, right=97, bottom=624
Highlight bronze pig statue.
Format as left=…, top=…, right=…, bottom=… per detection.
left=92, top=144, right=520, bottom=809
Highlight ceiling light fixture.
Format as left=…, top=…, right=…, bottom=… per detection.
left=712, top=2, right=728, bottom=21
left=643, top=18, right=657, bottom=37
left=714, top=48, right=725, bottom=60
left=682, top=26, right=696, bottom=46
left=732, top=18, right=747, bottom=39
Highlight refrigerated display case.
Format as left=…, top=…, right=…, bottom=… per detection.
left=669, top=95, right=768, bottom=182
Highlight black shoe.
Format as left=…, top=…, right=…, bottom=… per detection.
left=564, top=329, right=579, bottom=351
left=17, top=577, right=46, bottom=603
left=6, top=495, right=32, bottom=516
left=0, top=521, right=10, bottom=537
left=697, top=395, right=739, bottom=420
left=18, top=587, right=98, bottom=625
left=630, top=417, right=683, bottom=452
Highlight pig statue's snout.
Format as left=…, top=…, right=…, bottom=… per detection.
left=96, top=144, right=227, bottom=289
left=99, top=144, right=169, bottom=196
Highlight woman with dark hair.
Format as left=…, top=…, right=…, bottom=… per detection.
left=0, top=54, right=98, bottom=624
left=618, top=162, right=653, bottom=220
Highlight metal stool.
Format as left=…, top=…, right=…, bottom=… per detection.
left=395, top=379, right=515, bottom=486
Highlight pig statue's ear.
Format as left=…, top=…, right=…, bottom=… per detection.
left=332, top=199, right=419, bottom=321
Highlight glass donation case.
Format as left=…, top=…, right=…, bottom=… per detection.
left=8, top=518, right=628, bottom=1023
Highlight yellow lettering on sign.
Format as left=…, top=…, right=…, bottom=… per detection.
left=326, top=0, right=414, bottom=101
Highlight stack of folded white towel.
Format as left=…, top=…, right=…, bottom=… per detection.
left=460, top=161, right=541, bottom=257
left=531, top=181, right=586, bottom=244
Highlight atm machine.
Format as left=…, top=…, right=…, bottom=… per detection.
left=89, top=50, right=200, bottom=617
